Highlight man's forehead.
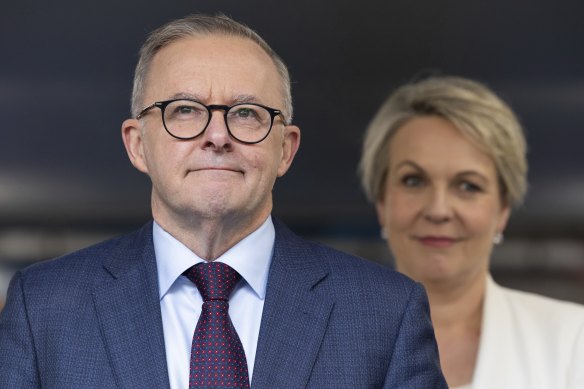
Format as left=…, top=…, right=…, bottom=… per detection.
left=149, top=35, right=281, bottom=81
left=145, top=35, right=284, bottom=106
left=148, top=36, right=278, bottom=83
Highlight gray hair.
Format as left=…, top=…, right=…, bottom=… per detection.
left=359, top=76, right=528, bottom=207
left=131, top=13, right=293, bottom=122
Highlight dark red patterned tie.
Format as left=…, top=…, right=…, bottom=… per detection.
left=185, top=262, right=250, bottom=388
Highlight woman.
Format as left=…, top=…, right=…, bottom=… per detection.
left=359, top=76, right=584, bottom=389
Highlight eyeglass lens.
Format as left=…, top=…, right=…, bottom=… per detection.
left=163, top=100, right=273, bottom=143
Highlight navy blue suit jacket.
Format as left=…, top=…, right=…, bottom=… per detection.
left=0, top=219, right=446, bottom=388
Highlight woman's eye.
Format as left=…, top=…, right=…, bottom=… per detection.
left=402, top=175, right=423, bottom=187
left=459, top=181, right=482, bottom=193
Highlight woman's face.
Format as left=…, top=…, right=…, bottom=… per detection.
left=376, top=116, right=510, bottom=285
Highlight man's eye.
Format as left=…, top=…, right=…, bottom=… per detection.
left=237, top=108, right=251, bottom=117
left=177, top=106, right=194, bottom=114
left=232, top=108, right=259, bottom=119
left=168, top=104, right=205, bottom=120
left=175, top=105, right=205, bottom=115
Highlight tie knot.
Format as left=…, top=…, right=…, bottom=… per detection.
left=185, top=262, right=241, bottom=302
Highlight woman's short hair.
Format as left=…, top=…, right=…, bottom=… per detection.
left=131, top=13, right=293, bottom=122
left=359, top=75, right=528, bottom=207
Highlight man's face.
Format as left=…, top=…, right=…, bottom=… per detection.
left=122, top=35, right=300, bottom=231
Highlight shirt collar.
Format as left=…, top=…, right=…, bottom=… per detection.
left=153, top=217, right=275, bottom=301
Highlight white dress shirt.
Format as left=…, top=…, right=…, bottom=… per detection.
left=154, top=217, right=274, bottom=389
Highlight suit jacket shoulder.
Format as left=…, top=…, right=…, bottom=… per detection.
left=251, top=219, right=447, bottom=388
left=0, top=222, right=171, bottom=388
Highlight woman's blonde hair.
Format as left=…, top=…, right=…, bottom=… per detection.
left=359, top=75, right=528, bottom=207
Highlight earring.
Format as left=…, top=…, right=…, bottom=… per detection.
left=380, top=228, right=387, bottom=240
left=493, top=232, right=504, bottom=245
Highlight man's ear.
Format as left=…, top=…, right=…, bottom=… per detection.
left=277, top=125, right=301, bottom=177
left=121, top=118, right=149, bottom=174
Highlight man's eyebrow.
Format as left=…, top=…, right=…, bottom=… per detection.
left=231, top=94, right=261, bottom=104
left=169, top=92, right=203, bottom=101
left=167, top=93, right=263, bottom=105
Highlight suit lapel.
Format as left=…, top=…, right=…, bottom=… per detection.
left=472, top=276, right=517, bottom=389
left=251, top=221, right=334, bottom=389
left=92, top=224, right=170, bottom=388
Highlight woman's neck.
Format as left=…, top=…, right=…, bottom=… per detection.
left=426, top=272, right=487, bottom=330
left=423, top=271, right=488, bottom=387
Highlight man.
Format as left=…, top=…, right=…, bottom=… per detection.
left=0, top=14, right=447, bottom=388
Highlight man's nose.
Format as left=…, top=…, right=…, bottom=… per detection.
left=200, top=111, right=233, bottom=150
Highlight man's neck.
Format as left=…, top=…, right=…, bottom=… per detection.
left=152, top=208, right=271, bottom=261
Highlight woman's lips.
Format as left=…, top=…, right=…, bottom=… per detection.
left=417, top=236, right=457, bottom=248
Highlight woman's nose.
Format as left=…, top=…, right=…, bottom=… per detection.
left=423, top=187, right=453, bottom=223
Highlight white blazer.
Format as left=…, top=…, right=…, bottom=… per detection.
left=469, top=275, right=584, bottom=389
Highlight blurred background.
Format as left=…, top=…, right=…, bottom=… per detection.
left=1, top=0, right=583, bottom=309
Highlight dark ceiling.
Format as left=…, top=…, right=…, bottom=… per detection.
left=1, top=0, right=584, bottom=238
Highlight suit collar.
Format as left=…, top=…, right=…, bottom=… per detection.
left=251, top=219, right=334, bottom=388
left=93, top=222, right=171, bottom=388
left=152, top=217, right=275, bottom=301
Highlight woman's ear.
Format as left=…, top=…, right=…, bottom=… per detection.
left=496, top=204, right=511, bottom=235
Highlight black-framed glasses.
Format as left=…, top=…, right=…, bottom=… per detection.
left=136, top=98, right=285, bottom=144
